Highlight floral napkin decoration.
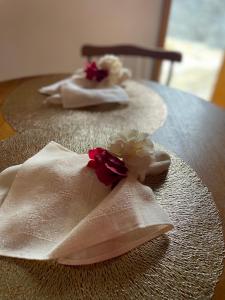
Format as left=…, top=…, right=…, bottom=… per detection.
left=83, top=55, right=131, bottom=86
left=87, top=130, right=168, bottom=188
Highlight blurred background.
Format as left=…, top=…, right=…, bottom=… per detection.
left=0, top=0, right=224, bottom=107
left=160, top=0, right=225, bottom=105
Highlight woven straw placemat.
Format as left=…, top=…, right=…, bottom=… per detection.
left=0, top=129, right=224, bottom=300
left=2, top=76, right=167, bottom=136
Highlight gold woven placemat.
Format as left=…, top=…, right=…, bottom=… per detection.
left=2, top=75, right=167, bottom=136
left=0, top=129, right=224, bottom=300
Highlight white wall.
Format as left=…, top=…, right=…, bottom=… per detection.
left=0, top=0, right=163, bottom=81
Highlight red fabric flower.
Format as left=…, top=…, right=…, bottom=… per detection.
left=87, top=147, right=128, bottom=187
left=84, top=62, right=109, bottom=82
left=95, top=69, right=109, bottom=82
left=84, top=62, right=98, bottom=80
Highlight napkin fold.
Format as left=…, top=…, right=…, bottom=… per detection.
left=0, top=142, right=173, bottom=265
left=39, top=54, right=131, bottom=109
left=40, top=78, right=129, bottom=109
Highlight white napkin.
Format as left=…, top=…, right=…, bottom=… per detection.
left=39, top=75, right=129, bottom=109
left=0, top=142, right=173, bottom=265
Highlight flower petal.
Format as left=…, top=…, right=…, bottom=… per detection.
left=88, top=148, right=104, bottom=159
left=96, top=69, right=109, bottom=82
left=95, top=165, right=118, bottom=186
left=87, top=147, right=127, bottom=187
left=87, top=160, right=96, bottom=169
left=105, top=162, right=127, bottom=176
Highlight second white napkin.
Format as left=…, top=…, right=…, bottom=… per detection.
left=39, top=55, right=131, bottom=109
left=40, top=79, right=129, bottom=109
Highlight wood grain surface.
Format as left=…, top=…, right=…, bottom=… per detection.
left=0, top=79, right=25, bottom=139
left=0, top=77, right=224, bottom=299
left=149, top=81, right=225, bottom=300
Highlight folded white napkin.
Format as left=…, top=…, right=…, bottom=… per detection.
left=40, top=77, right=129, bottom=109
left=39, top=54, right=132, bottom=109
left=0, top=142, right=173, bottom=265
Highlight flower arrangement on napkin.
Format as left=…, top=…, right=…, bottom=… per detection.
left=84, top=55, right=131, bottom=86
left=0, top=130, right=173, bottom=265
left=39, top=55, right=131, bottom=109
left=85, top=62, right=109, bottom=82
left=88, top=130, right=171, bottom=187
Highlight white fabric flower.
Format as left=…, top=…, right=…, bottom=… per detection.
left=109, top=130, right=155, bottom=181
left=98, top=55, right=122, bottom=75
left=97, top=55, right=131, bottom=86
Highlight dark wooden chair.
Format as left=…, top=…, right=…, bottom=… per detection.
left=81, top=44, right=182, bottom=85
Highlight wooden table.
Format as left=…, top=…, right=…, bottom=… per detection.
left=0, top=77, right=225, bottom=299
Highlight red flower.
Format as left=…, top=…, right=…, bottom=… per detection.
left=84, top=62, right=98, bottom=80
left=87, top=147, right=128, bottom=187
left=96, top=69, right=109, bottom=82
left=84, top=61, right=109, bottom=82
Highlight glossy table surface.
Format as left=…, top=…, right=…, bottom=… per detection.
left=0, top=77, right=225, bottom=299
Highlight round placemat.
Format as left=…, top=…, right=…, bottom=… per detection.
left=0, top=130, right=224, bottom=300
left=2, top=75, right=167, bottom=135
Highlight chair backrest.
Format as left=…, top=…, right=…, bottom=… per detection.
left=81, top=44, right=182, bottom=85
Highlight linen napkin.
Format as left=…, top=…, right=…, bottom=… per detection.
left=40, top=79, right=129, bottom=109
left=0, top=142, right=173, bottom=265
left=39, top=55, right=131, bottom=109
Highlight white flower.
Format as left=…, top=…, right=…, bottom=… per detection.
left=97, top=55, right=131, bottom=86
left=109, top=130, right=155, bottom=181
left=117, top=68, right=132, bottom=84
left=98, top=55, right=122, bottom=75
